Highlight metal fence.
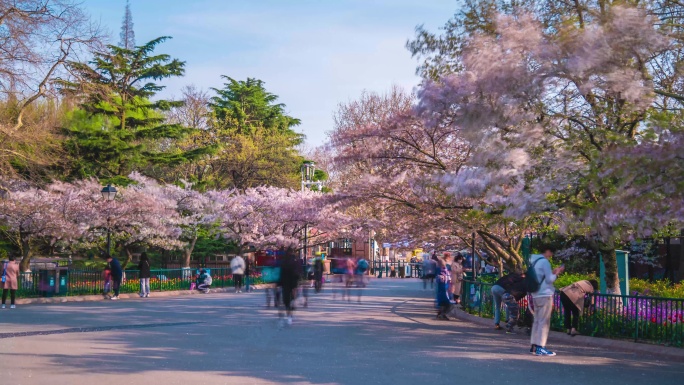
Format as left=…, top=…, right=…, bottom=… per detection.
left=16, top=268, right=265, bottom=299
left=370, top=261, right=423, bottom=278
left=461, top=281, right=684, bottom=347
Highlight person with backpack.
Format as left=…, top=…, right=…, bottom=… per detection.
left=527, top=246, right=564, bottom=356
left=138, top=252, right=151, bottom=298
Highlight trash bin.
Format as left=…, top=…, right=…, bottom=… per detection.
left=38, top=270, right=57, bottom=297
left=58, top=270, right=68, bottom=295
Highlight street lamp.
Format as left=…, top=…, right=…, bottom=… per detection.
left=101, top=184, right=117, bottom=257
left=301, top=161, right=322, bottom=191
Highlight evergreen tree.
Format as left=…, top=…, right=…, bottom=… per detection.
left=205, top=77, right=305, bottom=190
left=59, top=37, right=214, bottom=184
left=119, top=0, right=135, bottom=50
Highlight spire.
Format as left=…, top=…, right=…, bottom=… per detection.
left=119, top=0, right=135, bottom=49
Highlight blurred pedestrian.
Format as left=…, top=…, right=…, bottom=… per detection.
left=422, top=255, right=437, bottom=289
left=106, top=254, right=123, bottom=300
left=435, top=254, right=452, bottom=320
left=1, top=254, right=20, bottom=309
left=502, top=273, right=527, bottom=334
left=560, top=279, right=598, bottom=336
left=313, top=256, right=324, bottom=293
left=244, top=256, right=252, bottom=293
left=102, top=266, right=112, bottom=299
left=138, top=252, right=151, bottom=298
left=279, top=251, right=301, bottom=326
left=355, top=257, right=369, bottom=303
left=231, top=255, right=246, bottom=293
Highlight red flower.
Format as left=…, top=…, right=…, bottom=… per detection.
left=651, top=317, right=657, bottom=323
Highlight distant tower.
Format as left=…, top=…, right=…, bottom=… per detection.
left=119, top=0, right=136, bottom=49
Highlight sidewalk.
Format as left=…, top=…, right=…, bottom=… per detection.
left=15, top=284, right=271, bottom=305
left=451, top=307, right=684, bottom=361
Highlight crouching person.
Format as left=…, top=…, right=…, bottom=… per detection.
left=197, top=269, right=212, bottom=294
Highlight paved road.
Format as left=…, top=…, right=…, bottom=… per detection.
left=0, top=279, right=682, bottom=385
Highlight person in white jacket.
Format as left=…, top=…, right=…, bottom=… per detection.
left=231, top=255, right=246, bottom=293
left=529, top=246, right=564, bottom=356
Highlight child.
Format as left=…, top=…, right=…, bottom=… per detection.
left=102, top=266, right=112, bottom=299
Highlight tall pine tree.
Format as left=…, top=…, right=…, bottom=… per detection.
left=59, top=37, right=214, bottom=184
left=120, top=0, right=135, bottom=49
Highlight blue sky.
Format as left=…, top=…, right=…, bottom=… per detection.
left=81, top=0, right=457, bottom=146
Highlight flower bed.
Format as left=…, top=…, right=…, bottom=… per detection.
left=462, top=281, right=683, bottom=347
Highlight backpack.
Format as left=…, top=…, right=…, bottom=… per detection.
left=525, top=257, right=544, bottom=293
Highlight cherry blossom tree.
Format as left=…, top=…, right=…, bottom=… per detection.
left=0, top=185, right=81, bottom=271
left=407, top=4, right=677, bottom=292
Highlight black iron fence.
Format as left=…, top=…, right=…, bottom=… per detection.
left=16, top=267, right=265, bottom=299
left=462, top=280, right=684, bottom=347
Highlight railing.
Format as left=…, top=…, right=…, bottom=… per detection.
left=370, top=261, right=423, bottom=278
left=17, top=267, right=265, bottom=299
left=462, top=280, right=684, bottom=348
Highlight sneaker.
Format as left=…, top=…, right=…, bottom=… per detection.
left=534, top=346, right=556, bottom=356
left=530, top=345, right=536, bottom=354
left=494, top=324, right=503, bottom=330
left=506, top=325, right=516, bottom=334
left=111, top=296, right=119, bottom=300
left=145, top=294, right=149, bottom=298
left=10, top=305, right=15, bottom=309
left=1, top=304, right=5, bottom=309
left=286, top=316, right=293, bottom=326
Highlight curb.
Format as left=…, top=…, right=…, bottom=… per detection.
left=15, top=284, right=273, bottom=306
left=452, top=308, right=684, bottom=361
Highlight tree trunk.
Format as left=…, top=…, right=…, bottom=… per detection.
left=122, top=247, right=133, bottom=269
left=19, top=241, right=32, bottom=272
left=600, top=246, right=621, bottom=295
left=182, top=235, right=198, bottom=268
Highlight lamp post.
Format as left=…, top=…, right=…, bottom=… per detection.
left=101, top=184, right=118, bottom=257
left=300, top=162, right=324, bottom=265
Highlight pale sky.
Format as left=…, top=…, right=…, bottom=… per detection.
left=81, top=0, right=458, bottom=146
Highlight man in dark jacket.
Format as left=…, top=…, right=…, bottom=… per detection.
left=279, top=252, right=301, bottom=326
left=106, top=255, right=123, bottom=300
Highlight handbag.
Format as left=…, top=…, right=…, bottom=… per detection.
left=1, top=262, right=7, bottom=284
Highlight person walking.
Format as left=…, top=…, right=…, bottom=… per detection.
left=422, top=255, right=437, bottom=289
left=313, top=256, right=324, bottom=293
left=435, top=254, right=453, bottom=320
left=244, top=256, right=252, bottom=292
left=106, top=254, right=123, bottom=300
left=560, top=279, right=598, bottom=336
left=138, top=252, right=151, bottom=298
left=231, top=255, right=246, bottom=293
left=279, top=252, right=301, bottom=326
left=1, top=254, right=20, bottom=309
left=529, top=246, right=564, bottom=356
left=449, top=253, right=465, bottom=304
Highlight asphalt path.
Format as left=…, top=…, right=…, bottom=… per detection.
left=0, top=278, right=682, bottom=385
